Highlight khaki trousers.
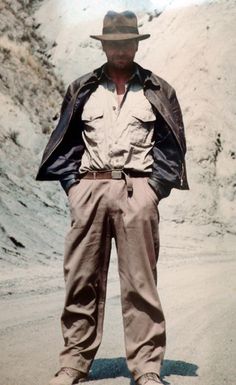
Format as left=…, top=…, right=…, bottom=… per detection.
left=59, top=178, right=166, bottom=380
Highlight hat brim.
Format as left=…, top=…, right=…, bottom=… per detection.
left=90, top=33, right=150, bottom=41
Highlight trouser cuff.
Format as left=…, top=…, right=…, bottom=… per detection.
left=59, top=353, right=91, bottom=374
left=132, top=362, right=162, bottom=381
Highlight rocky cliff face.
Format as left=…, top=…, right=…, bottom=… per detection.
left=0, top=0, right=67, bottom=280
left=0, top=0, right=235, bottom=293
left=137, top=0, right=236, bottom=232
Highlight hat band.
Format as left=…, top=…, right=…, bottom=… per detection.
left=102, top=26, right=139, bottom=35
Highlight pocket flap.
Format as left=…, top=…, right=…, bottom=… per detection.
left=82, top=108, right=103, bottom=122
left=132, top=108, right=156, bottom=122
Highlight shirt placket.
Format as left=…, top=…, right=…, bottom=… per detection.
left=107, top=81, right=130, bottom=169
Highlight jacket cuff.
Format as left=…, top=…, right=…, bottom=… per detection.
left=60, top=176, right=79, bottom=195
left=148, top=178, right=171, bottom=201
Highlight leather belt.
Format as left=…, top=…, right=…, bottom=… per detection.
left=82, top=170, right=150, bottom=180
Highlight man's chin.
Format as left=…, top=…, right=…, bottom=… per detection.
left=112, top=61, right=133, bottom=70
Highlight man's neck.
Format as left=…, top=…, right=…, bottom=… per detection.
left=105, top=63, right=135, bottom=86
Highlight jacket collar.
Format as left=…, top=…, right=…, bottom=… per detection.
left=81, top=62, right=161, bottom=89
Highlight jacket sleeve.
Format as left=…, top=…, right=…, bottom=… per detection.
left=169, top=88, right=186, bottom=155
left=58, top=84, right=81, bottom=194
left=60, top=84, right=73, bottom=116
left=148, top=90, right=185, bottom=200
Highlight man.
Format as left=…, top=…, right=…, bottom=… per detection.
left=36, top=10, right=188, bottom=385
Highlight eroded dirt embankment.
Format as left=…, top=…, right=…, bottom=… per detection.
left=0, top=0, right=67, bottom=274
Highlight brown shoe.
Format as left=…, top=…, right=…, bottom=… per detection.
left=136, top=372, right=164, bottom=385
left=49, top=367, right=86, bottom=385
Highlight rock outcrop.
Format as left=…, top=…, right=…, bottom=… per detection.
left=0, top=0, right=67, bottom=275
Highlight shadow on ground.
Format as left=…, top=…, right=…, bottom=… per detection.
left=89, top=357, right=198, bottom=383
left=161, top=359, right=198, bottom=384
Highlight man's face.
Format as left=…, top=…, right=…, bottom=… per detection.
left=102, top=39, right=139, bottom=70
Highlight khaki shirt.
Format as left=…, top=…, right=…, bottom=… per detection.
left=80, top=71, right=156, bottom=173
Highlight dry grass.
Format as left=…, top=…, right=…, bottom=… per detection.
left=0, top=35, right=44, bottom=76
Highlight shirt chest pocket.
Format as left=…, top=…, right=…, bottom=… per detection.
left=81, top=108, right=104, bottom=144
left=130, top=108, right=156, bottom=146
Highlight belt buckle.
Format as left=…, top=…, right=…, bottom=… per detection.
left=111, top=170, right=122, bottom=179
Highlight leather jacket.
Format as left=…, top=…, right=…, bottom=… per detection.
left=36, top=63, right=189, bottom=199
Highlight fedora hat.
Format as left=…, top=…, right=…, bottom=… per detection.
left=90, top=10, right=150, bottom=41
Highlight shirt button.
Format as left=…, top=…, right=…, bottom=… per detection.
left=112, top=106, right=116, bottom=111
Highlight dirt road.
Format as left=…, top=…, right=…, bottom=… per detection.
left=0, top=252, right=235, bottom=385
